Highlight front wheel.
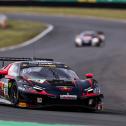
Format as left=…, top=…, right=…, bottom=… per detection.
left=8, top=81, right=19, bottom=106
left=95, top=102, right=103, bottom=111
left=89, top=98, right=103, bottom=112
left=75, top=43, right=82, bottom=47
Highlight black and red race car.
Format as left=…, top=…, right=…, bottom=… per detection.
left=0, top=57, right=103, bottom=111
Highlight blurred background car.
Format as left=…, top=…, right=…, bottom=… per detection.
left=75, top=31, right=105, bottom=47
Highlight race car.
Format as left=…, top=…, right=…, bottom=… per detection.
left=0, top=57, right=103, bottom=111
left=75, top=31, right=105, bottom=47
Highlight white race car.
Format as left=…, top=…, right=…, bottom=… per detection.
left=75, top=31, right=105, bottom=47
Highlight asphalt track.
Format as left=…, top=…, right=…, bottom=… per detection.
left=0, top=14, right=126, bottom=126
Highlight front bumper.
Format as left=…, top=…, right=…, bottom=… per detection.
left=18, top=91, right=103, bottom=109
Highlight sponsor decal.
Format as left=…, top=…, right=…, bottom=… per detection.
left=60, top=94, right=77, bottom=100
left=57, top=86, right=73, bottom=92
left=37, top=97, right=43, bottom=103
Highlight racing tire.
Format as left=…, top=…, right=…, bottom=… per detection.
left=95, top=43, right=101, bottom=47
left=75, top=41, right=83, bottom=47
left=94, top=101, right=103, bottom=112
left=89, top=98, right=103, bottom=112
left=75, top=43, right=80, bottom=47
left=9, top=81, right=19, bottom=106
left=95, top=39, right=104, bottom=47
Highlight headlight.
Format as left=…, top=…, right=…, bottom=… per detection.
left=23, top=84, right=32, bottom=89
left=18, top=79, right=28, bottom=84
left=18, top=79, right=31, bottom=91
left=23, top=84, right=44, bottom=91
left=19, top=83, right=44, bottom=92
left=91, top=38, right=99, bottom=46
left=18, top=79, right=45, bottom=92
left=33, top=85, right=45, bottom=91
left=75, top=37, right=82, bottom=43
left=84, top=87, right=101, bottom=94
left=84, top=87, right=93, bottom=93
left=29, top=79, right=46, bottom=84
left=93, top=87, right=101, bottom=94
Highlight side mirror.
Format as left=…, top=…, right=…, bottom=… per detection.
left=0, top=70, right=7, bottom=75
left=85, top=73, right=94, bottom=78
left=0, top=70, right=7, bottom=79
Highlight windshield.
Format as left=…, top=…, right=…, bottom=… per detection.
left=81, top=31, right=96, bottom=37
left=20, top=67, right=79, bottom=80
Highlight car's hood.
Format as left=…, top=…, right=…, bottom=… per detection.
left=25, top=77, right=91, bottom=95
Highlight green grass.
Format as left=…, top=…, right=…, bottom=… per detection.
left=0, top=20, right=47, bottom=48
left=0, top=7, right=126, bottom=20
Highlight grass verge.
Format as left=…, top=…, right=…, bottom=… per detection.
left=0, top=7, right=126, bottom=20
left=0, top=20, right=47, bottom=48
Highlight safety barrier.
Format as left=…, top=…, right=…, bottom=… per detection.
left=33, top=0, right=126, bottom=3
left=0, top=0, right=126, bottom=8
left=96, top=0, right=126, bottom=3
left=0, top=0, right=126, bottom=3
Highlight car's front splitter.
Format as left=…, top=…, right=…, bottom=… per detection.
left=18, top=91, right=103, bottom=110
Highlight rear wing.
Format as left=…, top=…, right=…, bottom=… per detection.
left=0, top=57, right=54, bottom=67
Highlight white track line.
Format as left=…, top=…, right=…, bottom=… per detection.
left=0, top=24, right=54, bottom=52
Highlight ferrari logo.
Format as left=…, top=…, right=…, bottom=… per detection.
left=57, top=86, right=72, bottom=92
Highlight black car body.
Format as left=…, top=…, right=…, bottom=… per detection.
left=0, top=57, right=103, bottom=111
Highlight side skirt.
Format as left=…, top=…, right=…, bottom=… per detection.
left=0, top=97, right=12, bottom=105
